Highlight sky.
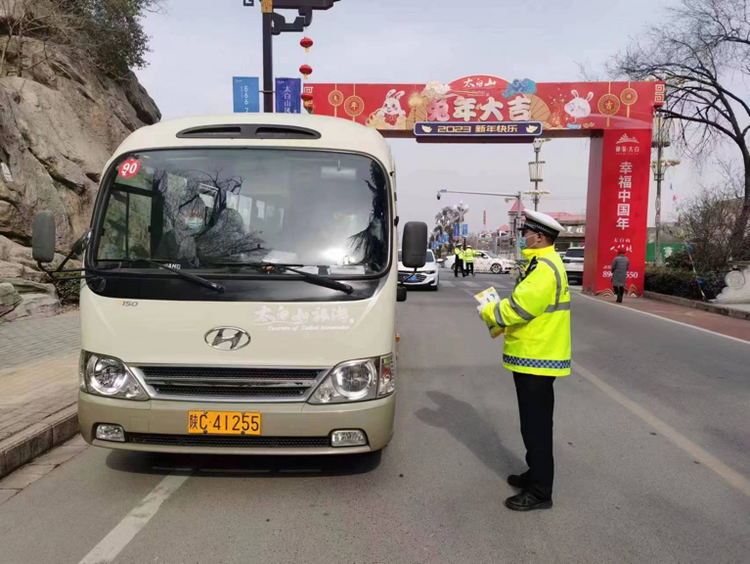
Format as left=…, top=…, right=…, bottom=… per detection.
left=135, top=0, right=739, bottom=233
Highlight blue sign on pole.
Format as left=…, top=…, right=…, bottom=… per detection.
left=233, top=77, right=260, bottom=113
left=275, top=78, right=302, bottom=114
left=443, top=233, right=450, bottom=244
left=462, top=223, right=469, bottom=237
left=453, top=224, right=460, bottom=238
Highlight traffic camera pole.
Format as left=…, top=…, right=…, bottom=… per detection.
left=533, top=147, right=540, bottom=211
left=262, top=0, right=274, bottom=113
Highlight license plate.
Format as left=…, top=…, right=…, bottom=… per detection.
left=408, top=275, right=418, bottom=282
left=188, top=411, right=261, bottom=435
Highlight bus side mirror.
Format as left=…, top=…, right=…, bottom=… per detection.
left=32, top=211, right=56, bottom=264
left=401, top=221, right=428, bottom=268
left=397, top=286, right=407, bottom=302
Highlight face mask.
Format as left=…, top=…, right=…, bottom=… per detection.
left=519, top=233, right=537, bottom=250
left=184, top=217, right=203, bottom=231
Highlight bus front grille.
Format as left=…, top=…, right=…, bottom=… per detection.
left=135, top=366, right=327, bottom=402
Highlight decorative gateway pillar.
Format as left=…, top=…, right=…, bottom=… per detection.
left=582, top=128, right=653, bottom=296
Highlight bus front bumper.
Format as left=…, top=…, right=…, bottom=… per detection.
left=78, top=392, right=395, bottom=455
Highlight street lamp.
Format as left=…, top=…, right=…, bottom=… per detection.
left=650, top=159, right=681, bottom=182
left=528, top=138, right=550, bottom=211
left=651, top=110, right=680, bottom=266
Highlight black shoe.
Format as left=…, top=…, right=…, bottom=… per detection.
left=505, top=490, right=553, bottom=512
left=507, top=472, right=532, bottom=489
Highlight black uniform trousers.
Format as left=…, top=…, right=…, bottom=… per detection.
left=464, top=262, right=474, bottom=277
left=513, top=372, right=556, bottom=499
left=454, top=258, right=463, bottom=277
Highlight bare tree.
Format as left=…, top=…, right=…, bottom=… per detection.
left=0, top=0, right=164, bottom=79
left=432, top=206, right=460, bottom=247
left=348, top=162, right=389, bottom=271
left=679, top=185, right=743, bottom=270
left=0, top=0, right=61, bottom=76
left=613, top=0, right=750, bottom=261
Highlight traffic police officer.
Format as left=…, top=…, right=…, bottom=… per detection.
left=479, top=210, right=571, bottom=511
left=463, top=245, right=479, bottom=277
left=454, top=244, right=463, bottom=278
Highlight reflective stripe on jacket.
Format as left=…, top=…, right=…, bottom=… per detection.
left=482, top=246, right=571, bottom=376
left=463, top=249, right=480, bottom=263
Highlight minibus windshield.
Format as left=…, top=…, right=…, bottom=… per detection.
left=93, top=149, right=390, bottom=277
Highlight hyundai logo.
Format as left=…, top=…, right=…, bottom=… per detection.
left=204, top=327, right=251, bottom=351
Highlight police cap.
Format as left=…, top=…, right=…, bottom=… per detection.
left=519, top=210, right=565, bottom=238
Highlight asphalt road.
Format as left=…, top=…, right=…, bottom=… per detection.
left=1, top=272, right=749, bottom=564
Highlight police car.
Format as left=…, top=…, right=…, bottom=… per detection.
left=398, top=249, right=439, bottom=290
left=444, top=250, right=513, bottom=274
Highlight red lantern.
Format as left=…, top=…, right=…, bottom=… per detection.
left=299, top=64, right=313, bottom=80
left=300, top=37, right=313, bottom=52
left=301, top=92, right=314, bottom=103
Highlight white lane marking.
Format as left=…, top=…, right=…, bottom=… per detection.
left=462, top=281, right=479, bottom=288
left=78, top=473, right=190, bottom=564
left=573, top=292, right=750, bottom=346
left=573, top=362, right=750, bottom=497
left=440, top=281, right=455, bottom=288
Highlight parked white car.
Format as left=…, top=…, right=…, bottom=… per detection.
left=563, top=247, right=585, bottom=284
left=444, top=250, right=513, bottom=274
left=398, top=249, right=440, bottom=290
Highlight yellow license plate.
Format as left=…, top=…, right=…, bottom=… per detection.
left=188, top=411, right=261, bottom=435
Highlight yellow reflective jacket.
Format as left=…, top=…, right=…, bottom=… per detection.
left=463, top=249, right=480, bottom=263
left=481, top=246, right=571, bottom=376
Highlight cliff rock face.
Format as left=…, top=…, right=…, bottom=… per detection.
left=0, top=35, right=161, bottom=321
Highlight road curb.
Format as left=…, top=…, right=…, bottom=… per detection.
left=0, top=404, right=78, bottom=479
left=643, top=291, right=750, bottom=321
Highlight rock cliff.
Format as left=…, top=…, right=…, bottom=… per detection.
left=0, top=32, right=161, bottom=321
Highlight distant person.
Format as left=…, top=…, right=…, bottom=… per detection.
left=454, top=244, right=463, bottom=278
left=611, top=249, right=629, bottom=303
left=463, top=245, right=479, bottom=277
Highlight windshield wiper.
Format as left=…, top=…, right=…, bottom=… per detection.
left=98, top=259, right=225, bottom=293
left=210, top=261, right=354, bottom=295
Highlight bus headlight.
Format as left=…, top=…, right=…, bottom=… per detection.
left=82, top=352, right=148, bottom=401
left=310, top=356, right=394, bottom=404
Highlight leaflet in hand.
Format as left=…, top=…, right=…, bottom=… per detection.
left=474, top=287, right=500, bottom=306
left=474, top=287, right=504, bottom=339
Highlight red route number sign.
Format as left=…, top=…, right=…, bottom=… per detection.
left=118, top=159, right=141, bottom=179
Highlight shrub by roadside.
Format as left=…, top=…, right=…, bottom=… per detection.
left=53, top=273, right=81, bottom=307
left=644, top=266, right=726, bottom=301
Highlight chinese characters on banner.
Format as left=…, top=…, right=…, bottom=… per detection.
left=414, top=122, right=543, bottom=138
left=232, top=77, right=259, bottom=113
left=306, top=76, right=664, bottom=133
left=275, top=78, right=301, bottom=114
left=617, top=160, right=633, bottom=231
left=587, top=129, right=651, bottom=295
